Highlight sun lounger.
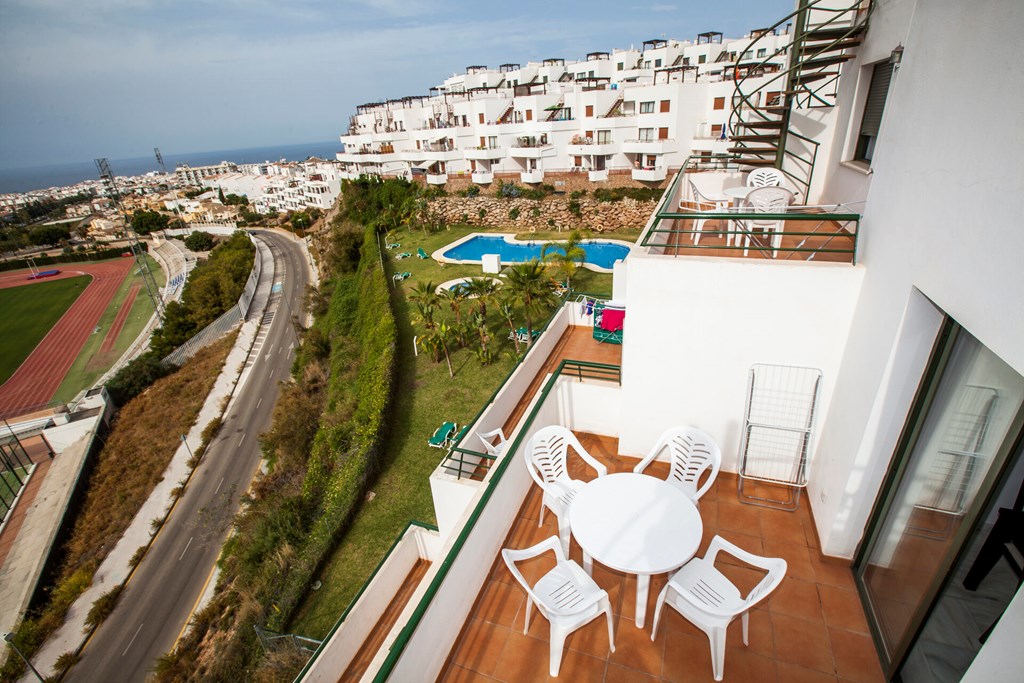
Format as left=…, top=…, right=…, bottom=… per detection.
left=386, top=243, right=401, bottom=249
left=417, top=247, right=429, bottom=260
left=429, top=421, right=457, bottom=448
left=395, top=252, right=412, bottom=260
left=393, top=271, right=411, bottom=283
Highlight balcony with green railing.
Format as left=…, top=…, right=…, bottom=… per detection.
left=637, top=154, right=862, bottom=264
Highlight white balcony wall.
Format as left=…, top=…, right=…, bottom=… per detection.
left=617, top=254, right=864, bottom=476
left=301, top=525, right=438, bottom=683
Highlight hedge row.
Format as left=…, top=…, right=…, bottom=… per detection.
left=0, top=244, right=147, bottom=272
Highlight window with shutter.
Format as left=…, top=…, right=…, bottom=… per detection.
left=855, top=61, right=894, bottom=163
left=660, top=100, right=670, bottom=113
left=585, top=105, right=594, bottom=117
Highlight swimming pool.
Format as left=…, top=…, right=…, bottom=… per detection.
left=437, top=234, right=632, bottom=272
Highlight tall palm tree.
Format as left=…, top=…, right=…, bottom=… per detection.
left=462, top=277, right=497, bottom=319
left=409, top=280, right=439, bottom=329
left=541, top=229, right=587, bottom=289
left=496, top=297, right=521, bottom=355
left=439, top=287, right=467, bottom=323
left=503, top=260, right=558, bottom=347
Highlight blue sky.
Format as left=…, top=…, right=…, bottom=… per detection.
left=0, top=0, right=793, bottom=169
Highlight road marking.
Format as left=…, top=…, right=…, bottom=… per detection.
left=238, top=433, right=246, bottom=447
left=179, top=536, right=194, bottom=561
left=256, top=397, right=263, bottom=410
left=215, top=477, right=224, bottom=494
left=123, top=622, right=144, bottom=656
left=269, top=369, right=275, bottom=379
left=266, top=343, right=274, bottom=354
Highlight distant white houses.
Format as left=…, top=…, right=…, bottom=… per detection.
left=201, top=159, right=343, bottom=215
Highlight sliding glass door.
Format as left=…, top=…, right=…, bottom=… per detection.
left=855, top=323, right=1024, bottom=677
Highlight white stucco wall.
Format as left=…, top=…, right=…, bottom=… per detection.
left=808, top=0, right=1024, bottom=560
left=617, top=254, right=864, bottom=473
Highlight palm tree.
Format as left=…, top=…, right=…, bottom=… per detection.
left=421, top=321, right=455, bottom=378
left=503, top=260, right=558, bottom=347
left=409, top=280, right=439, bottom=329
left=496, top=297, right=521, bottom=354
left=541, top=229, right=587, bottom=289
left=462, top=277, right=497, bottom=319
left=439, top=287, right=467, bottom=323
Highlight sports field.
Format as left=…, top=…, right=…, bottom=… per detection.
left=53, top=254, right=163, bottom=402
left=0, top=276, right=90, bottom=386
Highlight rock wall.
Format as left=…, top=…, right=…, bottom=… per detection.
left=426, top=194, right=658, bottom=232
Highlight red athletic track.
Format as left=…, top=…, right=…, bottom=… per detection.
left=0, top=259, right=134, bottom=413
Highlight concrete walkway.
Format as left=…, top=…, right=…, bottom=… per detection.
left=26, top=237, right=278, bottom=679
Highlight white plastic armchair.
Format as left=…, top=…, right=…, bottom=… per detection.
left=633, top=426, right=722, bottom=504
left=738, top=186, right=794, bottom=257
left=525, top=425, right=608, bottom=553
left=651, top=536, right=787, bottom=681
left=477, top=427, right=508, bottom=457
left=746, top=167, right=784, bottom=187
left=686, top=179, right=731, bottom=246
left=502, top=536, right=615, bottom=677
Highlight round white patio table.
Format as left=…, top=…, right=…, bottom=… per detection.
left=569, top=472, right=703, bottom=628
left=724, top=185, right=757, bottom=204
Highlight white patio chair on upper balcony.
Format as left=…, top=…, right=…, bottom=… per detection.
left=632, top=426, right=722, bottom=505
left=737, top=186, right=795, bottom=258
left=746, top=167, right=785, bottom=187
left=502, top=536, right=615, bottom=677
left=686, top=179, right=732, bottom=246
left=651, top=535, right=787, bottom=681
left=525, top=425, right=608, bottom=554
left=476, top=427, right=508, bottom=457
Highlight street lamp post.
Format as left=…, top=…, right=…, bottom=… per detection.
left=4, top=633, right=44, bottom=682
left=181, top=434, right=195, bottom=462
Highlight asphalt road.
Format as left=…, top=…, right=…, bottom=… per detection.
left=69, top=230, right=309, bottom=682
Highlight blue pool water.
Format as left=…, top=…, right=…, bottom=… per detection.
left=442, top=235, right=630, bottom=270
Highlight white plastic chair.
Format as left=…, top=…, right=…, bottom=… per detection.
left=632, top=426, right=722, bottom=504
left=502, top=536, right=615, bottom=677
left=651, top=536, right=787, bottom=681
left=746, top=167, right=784, bottom=187
left=737, top=186, right=794, bottom=257
left=686, top=179, right=731, bottom=246
left=477, top=427, right=508, bottom=457
left=525, top=425, right=608, bottom=553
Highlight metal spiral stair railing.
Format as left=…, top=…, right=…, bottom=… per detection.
left=727, top=0, right=873, bottom=199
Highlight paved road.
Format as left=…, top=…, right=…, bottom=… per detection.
left=69, top=231, right=308, bottom=682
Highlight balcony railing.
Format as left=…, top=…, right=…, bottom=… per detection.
left=637, top=154, right=861, bottom=264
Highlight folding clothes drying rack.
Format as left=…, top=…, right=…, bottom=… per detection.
left=737, top=364, right=822, bottom=510
left=592, top=301, right=624, bottom=345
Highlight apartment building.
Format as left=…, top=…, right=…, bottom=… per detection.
left=300, top=1, right=1024, bottom=682
left=174, top=160, right=238, bottom=185
left=337, top=30, right=791, bottom=185
left=202, top=159, right=343, bottom=215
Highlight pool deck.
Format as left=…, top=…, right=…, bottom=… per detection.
left=432, top=232, right=634, bottom=273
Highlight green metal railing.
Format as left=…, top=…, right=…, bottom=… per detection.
left=371, top=358, right=621, bottom=682
left=293, top=520, right=438, bottom=681
left=638, top=158, right=861, bottom=264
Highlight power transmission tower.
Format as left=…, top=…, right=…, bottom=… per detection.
left=95, top=158, right=165, bottom=318
left=154, top=147, right=190, bottom=235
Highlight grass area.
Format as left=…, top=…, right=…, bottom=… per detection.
left=0, top=276, right=89, bottom=386
left=287, top=224, right=614, bottom=638
left=52, top=254, right=162, bottom=403
left=0, top=334, right=236, bottom=683
left=1, top=467, right=31, bottom=510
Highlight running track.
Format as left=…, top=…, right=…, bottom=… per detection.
left=0, top=259, right=134, bottom=414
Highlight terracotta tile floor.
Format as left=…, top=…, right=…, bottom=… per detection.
left=439, top=434, right=883, bottom=683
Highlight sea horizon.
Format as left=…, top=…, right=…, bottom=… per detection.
left=0, top=140, right=343, bottom=194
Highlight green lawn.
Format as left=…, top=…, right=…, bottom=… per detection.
left=0, top=275, right=90, bottom=386
left=53, top=254, right=163, bottom=403
left=287, top=224, right=615, bottom=638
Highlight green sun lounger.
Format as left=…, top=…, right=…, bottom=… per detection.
left=386, top=243, right=401, bottom=249
left=429, top=421, right=457, bottom=448
left=417, top=247, right=429, bottom=260
left=395, top=252, right=412, bottom=260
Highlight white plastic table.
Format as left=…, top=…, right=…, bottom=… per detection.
left=569, top=472, right=703, bottom=628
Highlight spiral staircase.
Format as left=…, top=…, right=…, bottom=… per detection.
left=728, top=0, right=873, bottom=199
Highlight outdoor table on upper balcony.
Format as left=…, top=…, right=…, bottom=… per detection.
left=569, top=472, right=703, bottom=628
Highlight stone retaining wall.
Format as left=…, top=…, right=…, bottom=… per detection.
left=426, top=194, right=659, bottom=232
